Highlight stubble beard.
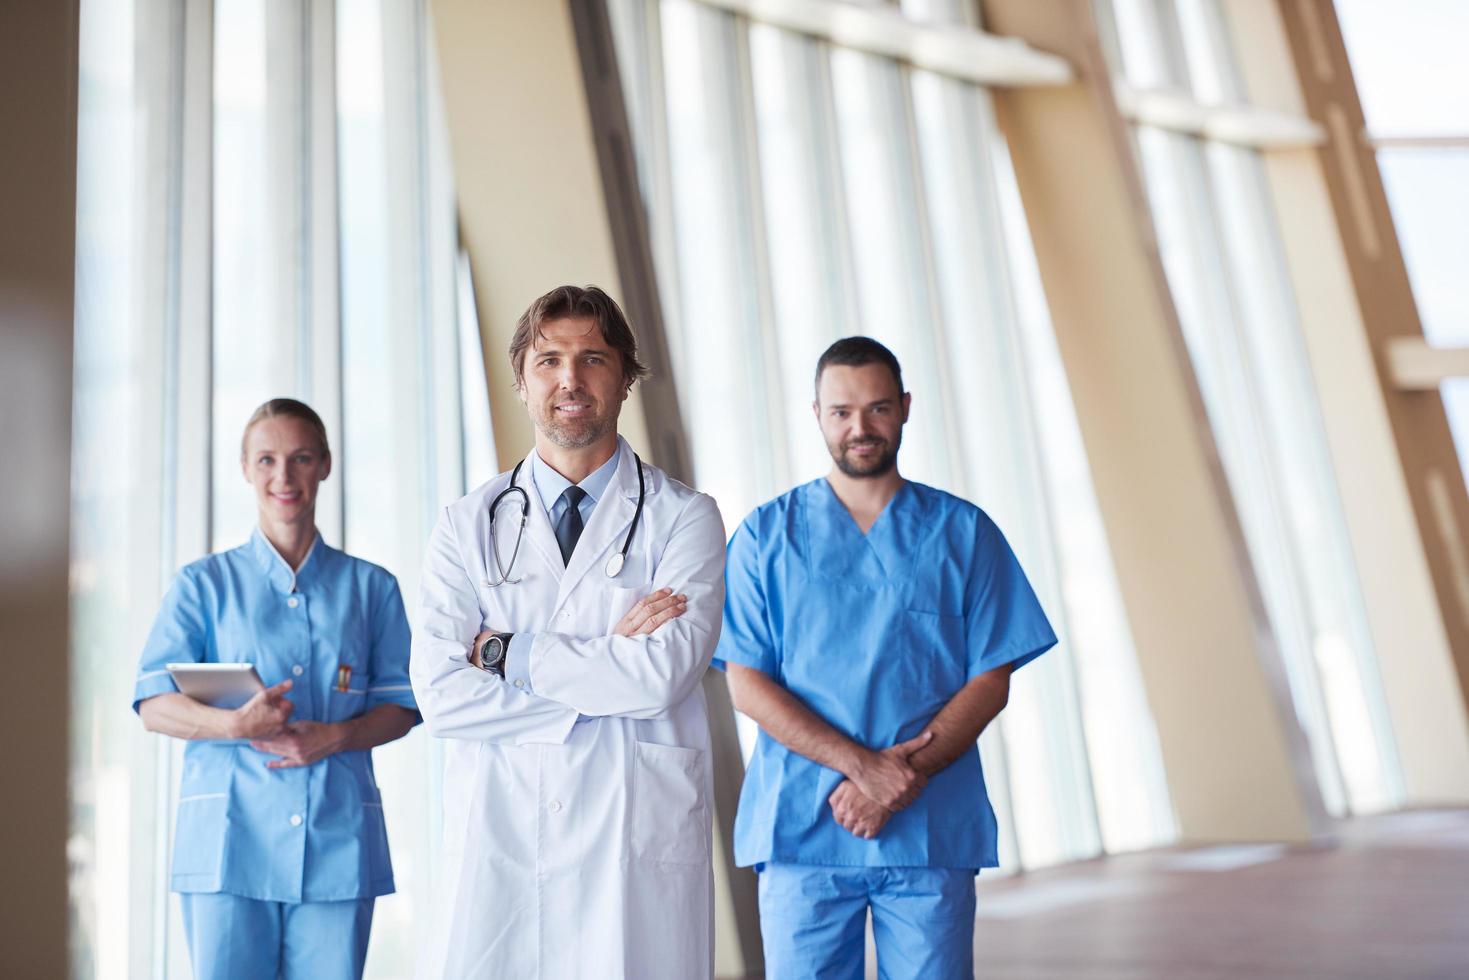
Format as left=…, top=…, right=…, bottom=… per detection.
left=536, top=403, right=617, bottom=450
left=831, top=437, right=899, bottom=478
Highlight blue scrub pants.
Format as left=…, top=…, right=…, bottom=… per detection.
left=179, top=893, right=375, bottom=980
left=758, top=864, right=976, bottom=980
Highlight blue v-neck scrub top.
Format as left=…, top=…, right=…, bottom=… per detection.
left=132, top=530, right=419, bottom=902
left=715, top=479, right=1058, bottom=871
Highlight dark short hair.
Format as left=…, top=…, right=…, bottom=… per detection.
left=508, top=285, right=649, bottom=389
left=241, top=398, right=330, bottom=458
left=814, top=336, right=904, bottom=400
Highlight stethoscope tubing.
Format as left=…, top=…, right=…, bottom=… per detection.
left=483, top=453, right=645, bottom=587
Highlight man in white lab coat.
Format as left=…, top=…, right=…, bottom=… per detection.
left=411, top=285, right=725, bottom=979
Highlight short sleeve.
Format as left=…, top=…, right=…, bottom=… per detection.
left=712, top=518, right=778, bottom=675
left=365, top=575, right=420, bottom=719
left=965, top=516, right=1058, bottom=679
left=132, top=566, right=208, bottom=712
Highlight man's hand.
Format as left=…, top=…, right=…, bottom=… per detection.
left=613, top=588, right=688, bottom=637
left=466, top=588, right=687, bottom=672
left=828, top=780, right=891, bottom=839
left=849, top=731, right=933, bottom=812
left=251, top=720, right=348, bottom=769
left=228, top=680, right=295, bottom=740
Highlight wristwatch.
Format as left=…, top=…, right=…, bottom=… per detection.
left=477, top=631, right=514, bottom=678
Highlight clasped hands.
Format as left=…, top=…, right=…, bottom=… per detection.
left=829, top=731, right=933, bottom=840
left=227, top=679, right=348, bottom=769
left=469, top=587, right=690, bottom=668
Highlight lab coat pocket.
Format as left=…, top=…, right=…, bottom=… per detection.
left=631, top=741, right=709, bottom=869
left=606, top=583, right=652, bottom=635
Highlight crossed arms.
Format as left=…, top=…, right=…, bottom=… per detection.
left=725, top=661, right=1013, bottom=839
left=411, top=492, right=726, bottom=742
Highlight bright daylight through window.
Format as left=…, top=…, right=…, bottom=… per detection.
left=70, top=0, right=487, bottom=975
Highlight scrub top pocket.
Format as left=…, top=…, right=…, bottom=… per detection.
left=897, top=608, right=967, bottom=702
left=329, top=685, right=368, bottom=722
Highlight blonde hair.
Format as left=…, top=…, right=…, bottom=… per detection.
left=240, top=398, right=331, bottom=459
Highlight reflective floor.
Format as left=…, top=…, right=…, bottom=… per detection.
left=963, top=811, right=1469, bottom=980
left=861, top=810, right=1469, bottom=979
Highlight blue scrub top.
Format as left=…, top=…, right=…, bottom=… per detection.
left=715, top=479, right=1057, bottom=870
left=132, top=529, right=419, bottom=903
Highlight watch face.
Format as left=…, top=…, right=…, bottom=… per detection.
left=485, top=636, right=506, bottom=667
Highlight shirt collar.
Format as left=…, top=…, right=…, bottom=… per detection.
left=249, top=526, right=326, bottom=594
left=529, top=442, right=622, bottom=515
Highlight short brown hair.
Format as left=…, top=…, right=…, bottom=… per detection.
left=815, top=336, right=904, bottom=400
left=241, top=398, right=331, bottom=459
left=508, top=285, right=648, bottom=389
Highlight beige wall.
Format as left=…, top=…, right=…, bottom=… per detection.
left=0, top=1, right=79, bottom=975
left=430, top=0, right=649, bottom=469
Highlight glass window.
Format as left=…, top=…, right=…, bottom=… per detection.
left=212, top=0, right=308, bottom=550
left=70, top=1, right=479, bottom=975
left=72, top=2, right=169, bottom=974
left=1335, top=0, right=1469, bottom=138
left=1374, top=150, right=1469, bottom=347
left=657, top=0, right=787, bottom=527
left=1377, top=149, right=1469, bottom=482
left=991, top=143, right=1176, bottom=853
left=828, top=48, right=955, bottom=489
left=747, top=24, right=856, bottom=482
left=1101, top=0, right=1405, bottom=814
left=335, top=1, right=472, bottom=969
left=1337, top=1, right=1469, bottom=490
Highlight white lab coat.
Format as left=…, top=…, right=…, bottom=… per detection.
left=411, top=438, right=725, bottom=980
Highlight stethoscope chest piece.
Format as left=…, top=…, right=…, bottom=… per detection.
left=604, top=552, right=626, bottom=578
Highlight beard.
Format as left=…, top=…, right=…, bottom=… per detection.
left=830, top=434, right=900, bottom=478
left=533, top=396, right=617, bottom=449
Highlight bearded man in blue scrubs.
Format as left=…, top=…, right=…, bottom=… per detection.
left=717, top=337, right=1057, bottom=979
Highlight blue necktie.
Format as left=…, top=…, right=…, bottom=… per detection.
left=554, top=487, right=588, bottom=566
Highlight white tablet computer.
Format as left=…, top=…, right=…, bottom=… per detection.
left=166, top=663, right=265, bottom=708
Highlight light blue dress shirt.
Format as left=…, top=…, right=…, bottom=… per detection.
left=503, top=444, right=622, bottom=693
left=133, top=529, right=419, bottom=902
left=530, top=442, right=621, bottom=529
left=714, top=479, right=1057, bottom=870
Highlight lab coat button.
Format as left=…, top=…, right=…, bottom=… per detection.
left=513, top=679, right=525, bottom=689
left=549, top=800, right=563, bottom=813
left=289, top=814, right=303, bottom=827
left=287, top=597, right=299, bottom=609
left=292, top=664, right=304, bottom=677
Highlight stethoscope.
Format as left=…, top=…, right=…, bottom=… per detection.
left=482, top=453, right=646, bottom=587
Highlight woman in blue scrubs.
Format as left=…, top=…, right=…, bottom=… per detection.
left=133, top=399, right=419, bottom=980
